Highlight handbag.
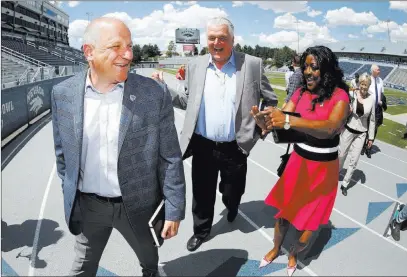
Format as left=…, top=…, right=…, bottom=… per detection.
left=277, top=143, right=291, bottom=177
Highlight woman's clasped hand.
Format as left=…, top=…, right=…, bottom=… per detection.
left=250, top=106, right=286, bottom=134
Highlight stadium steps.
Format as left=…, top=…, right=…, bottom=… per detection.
left=1, top=38, right=74, bottom=66
left=353, top=64, right=394, bottom=80
left=38, top=43, right=86, bottom=64
left=384, top=66, right=398, bottom=82
left=339, top=61, right=363, bottom=77
left=1, top=54, right=37, bottom=87
left=386, top=68, right=407, bottom=87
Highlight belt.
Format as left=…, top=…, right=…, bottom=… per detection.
left=296, top=143, right=338, bottom=153
left=80, top=191, right=123, bottom=203
left=294, top=143, right=338, bottom=161
left=345, top=124, right=365, bottom=135
left=194, top=134, right=237, bottom=147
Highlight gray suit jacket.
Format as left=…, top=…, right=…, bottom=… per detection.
left=51, top=71, right=186, bottom=235
left=174, top=52, right=278, bottom=158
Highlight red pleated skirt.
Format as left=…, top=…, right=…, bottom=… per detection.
left=265, top=150, right=339, bottom=231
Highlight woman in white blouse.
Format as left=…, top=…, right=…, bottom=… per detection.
left=338, top=73, right=376, bottom=196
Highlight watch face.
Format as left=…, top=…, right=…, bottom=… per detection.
left=284, top=122, right=290, bottom=130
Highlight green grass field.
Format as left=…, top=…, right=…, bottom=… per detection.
left=377, top=119, right=407, bottom=149
left=161, top=68, right=178, bottom=75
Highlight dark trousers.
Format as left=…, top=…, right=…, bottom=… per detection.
left=70, top=192, right=158, bottom=276
left=191, top=134, right=247, bottom=239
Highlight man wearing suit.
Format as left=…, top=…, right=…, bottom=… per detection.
left=173, top=17, right=278, bottom=252
left=363, top=64, right=387, bottom=158
left=50, top=18, right=186, bottom=277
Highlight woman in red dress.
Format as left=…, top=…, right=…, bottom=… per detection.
left=251, top=46, right=350, bottom=276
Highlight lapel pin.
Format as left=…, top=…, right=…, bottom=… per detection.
left=130, top=95, right=136, bottom=102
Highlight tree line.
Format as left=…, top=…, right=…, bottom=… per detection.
left=132, top=41, right=297, bottom=68
left=199, top=43, right=297, bottom=68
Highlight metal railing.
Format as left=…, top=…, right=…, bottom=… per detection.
left=1, top=46, right=51, bottom=68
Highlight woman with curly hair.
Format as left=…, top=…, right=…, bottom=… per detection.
left=251, top=45, right=350, bottom=276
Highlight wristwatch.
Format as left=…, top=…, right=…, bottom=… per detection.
left=284, top=114, right=291, bottom=130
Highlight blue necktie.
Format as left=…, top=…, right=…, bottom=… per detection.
left=375, top=78, right=378, bottom=108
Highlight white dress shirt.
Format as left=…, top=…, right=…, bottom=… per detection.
left=369, top=76, right=384, bottom=107
left=78, top=71, right=125, bottom=197
left=195, top=52, right=237, bottom=142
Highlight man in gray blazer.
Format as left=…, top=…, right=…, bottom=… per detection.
left=50, top=18, right=185, bottom=277
left=173, top=17, right=278, bottom=252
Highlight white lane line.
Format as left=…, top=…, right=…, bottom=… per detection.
left=158, top=264, right=167, bottom=276
left=183, top=160, right=318, bottom=277
left=28, top=164, right=56, bottom=276
left=246, top=158, right=407, bottom=254
left=2, top=117, right=51, bottom=168
left=358, top=159, right=407, bottom=181
left=376, top=151, right=407, bottom=165
left=339, top=172, right=405, bottom=205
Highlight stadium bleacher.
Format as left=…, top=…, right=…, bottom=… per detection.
left=353, top=64, right=394, bottom=80
left=387, top=68, right=407, bottom=87
left=2, top=37, right=75, bottom=66
left=338, top=61, right=363, bottom=77
left=1, top=53, right=34, bottom=85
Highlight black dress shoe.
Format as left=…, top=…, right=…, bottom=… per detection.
left=187, top=235, right=205, bottom=252
left=227, top=209, right=238, bottom=222
left=365, top=148, right=372, bottom=158
left=340, top=185, right=347, bottom=196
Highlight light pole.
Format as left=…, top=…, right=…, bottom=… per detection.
left=86, top=12, right=93, bottom=24
left=386, top=19, right=391, bottom=42
left=295, top=19, right=300, bottom=54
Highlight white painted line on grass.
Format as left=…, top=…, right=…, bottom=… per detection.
left=28, top=164, right=56, bottom=276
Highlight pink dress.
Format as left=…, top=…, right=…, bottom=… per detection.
left=265, top=88, right=350, bottom=231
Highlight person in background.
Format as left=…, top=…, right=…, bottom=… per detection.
left=390, top=204, right=407, bottom=241
left=338, top=73, right=375, bottom=196
left=363, top=64, right=387, bottom=158
left=285, top=65, right=294, bottom=92
left=282, top=55, right=303, bottom=109
left=252, top=45, right=350, bottom=276
left=176, top=64, right=186, bottom=92
left=350, top=73, right=360, bottom=93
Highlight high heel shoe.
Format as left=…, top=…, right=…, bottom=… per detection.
left=259, top=251, right=279, bottom=268
left=259, top=257, right=272, bottom=268
left=287, top=264, right=297, bottom=276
